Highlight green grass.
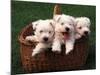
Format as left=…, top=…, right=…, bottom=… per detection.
left=11, top=1, right=96, bottom=74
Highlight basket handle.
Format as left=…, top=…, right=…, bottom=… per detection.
left=53, top=4, right=62, bottom=17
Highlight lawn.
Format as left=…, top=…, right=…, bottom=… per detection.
left=11, top=1, right=96, bottom=74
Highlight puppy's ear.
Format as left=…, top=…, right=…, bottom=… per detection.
left=85, top=17, right=91, bottom=26
left=75, top=18, right=80, bottom=26
left=50, top=20, right=55, bottom=29
left=69, top=16, right=76, bottom=26
left=32, top=20, right=42, bottom=31
left=53, top=15, right=61, bottom=22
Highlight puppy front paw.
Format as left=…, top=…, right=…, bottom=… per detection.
left=52, top=49, right=61, bottom=53
left=52, top=46, right=61, bottom=53
left=65, top=45, right=73, bottom=54
left=26, top=36, right=33, bottom=41
left=75, top=34, right=81, bottom=39
left=32, top=49, right=38, bottom=57
left=32, top=52, right=36, bottom=57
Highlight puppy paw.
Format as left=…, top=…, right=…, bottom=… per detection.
left=75, top=34, right=81, bottom=39
left=65, top=45, right=73, bottom=54
left=32, top=49, right=38, bottom=57
left=32, top=51, right=37, bottom=57
left=52, top=46, right=61, bottom=53
left=52, top=49, right=61, bottom=53
left=32, top=52, right=35, bottom=56
left=26, top=36, right=33, bottom=41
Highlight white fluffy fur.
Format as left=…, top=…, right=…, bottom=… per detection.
left=26, top=19, right=55, bottom=56
left=75, top=17, right=91, bottom=39
left=52, top=14, right=76, bottom=54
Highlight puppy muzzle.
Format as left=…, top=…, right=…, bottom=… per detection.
left=43, top=37, right=48, bottom=42
left=65, top=27, right=70, bottom=32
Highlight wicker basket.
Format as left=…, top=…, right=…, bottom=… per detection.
left=18, top=4, right=89, bottom=73
left=18, top=22, right=89, bottom=73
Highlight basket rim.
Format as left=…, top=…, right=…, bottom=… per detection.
left=18, top=23, right=38, bottom=46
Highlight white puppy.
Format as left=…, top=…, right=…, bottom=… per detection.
left=26, top=19, right=55, bottom=56
left=75, top=17, right=91, bottom=39
left=52, top=14, right=75, bottom=54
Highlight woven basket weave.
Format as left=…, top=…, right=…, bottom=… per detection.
left=18, top=23, right=89, bottom=73
left=18, top=4, right=89, bottom=73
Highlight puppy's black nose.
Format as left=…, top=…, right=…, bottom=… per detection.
left=65, top=27, right=70, bottom=32
left=84, top=31, right=88, bottom=35
left=43, top=37, right=48, bottom=41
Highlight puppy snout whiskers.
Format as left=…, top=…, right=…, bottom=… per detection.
left=43, top=37, right=48, bottom=41
left=65, top=27, right=70, bottom=32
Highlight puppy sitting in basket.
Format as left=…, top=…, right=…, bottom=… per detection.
left=52, top=14, right=76, bottom=54
left=75, top=17, right=91, bottom=39
left=25, top=19, right=55, bottom=56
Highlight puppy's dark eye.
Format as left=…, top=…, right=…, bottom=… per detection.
left=49, top=31, right=51, bottom=34
left=79, top=27, right=82, bottom=29
left=69, top=24, right=72, bottom=25
left=61, top=22, right=64, bottom=25
left=87, top=26, right=89, bottom=28
left=40, top=30, right=43, bottom=33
